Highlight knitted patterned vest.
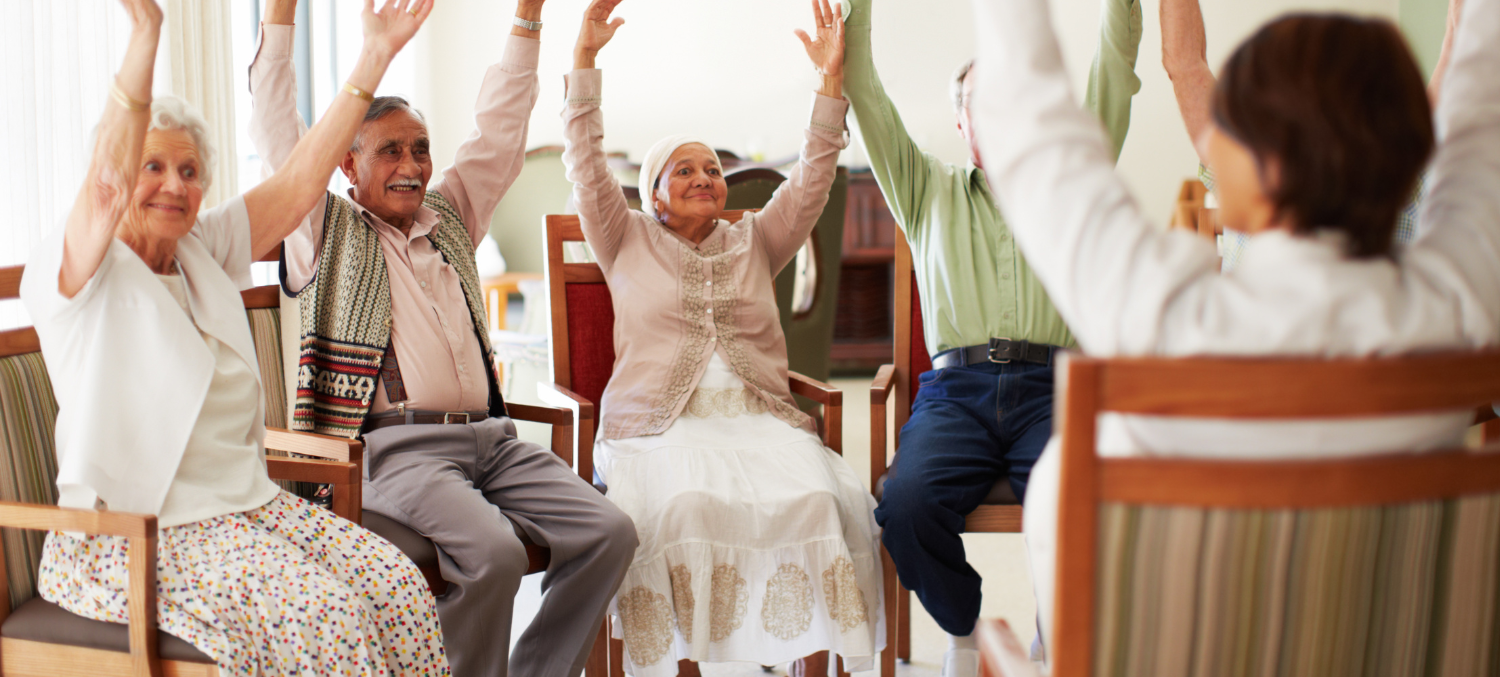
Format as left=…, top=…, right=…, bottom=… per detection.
left=288, top=191, right=505, bottom=438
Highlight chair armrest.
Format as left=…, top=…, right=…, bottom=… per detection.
left=0, top=502, right=162, bottom=675
left=539, top=383, right=598, bottom=484
left=508, top=402, right=574, bottom=427
left=538, top=382, right=595, bottom=423
left=788, top=372, right=843, bottom=454
left=265, top=427, right=361, bottom=463
left=265, top=457, right=359, bottom=486
left=264, top=456, right=362, bottom=523
left=789, top=372, right=843, bottom=408
left=870, top=364, right=895, bottom=405
left=975, top=619, right=1040, bottom=677
left=0, top=501, right=155, bottom=538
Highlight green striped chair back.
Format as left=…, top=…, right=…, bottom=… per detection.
left=1051, top=351, right=1500, bottom=677
left=1094, top=498, right=1500, bottom=677
left=246, top=306, right=287, bottom=430
left=0, top=349, right=59, bottom=611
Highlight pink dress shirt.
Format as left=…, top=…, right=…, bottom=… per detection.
left=249, top=26, right=539, bottom=414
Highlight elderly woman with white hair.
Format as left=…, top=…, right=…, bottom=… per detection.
left=21, top=1, right=448, bottom=674
left=561, top=1, right=882, bottom=675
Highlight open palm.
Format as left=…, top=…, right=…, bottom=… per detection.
left=577, top=0, right=626, bottom=55
left=363, top=0, right=434, bottom=58
left=795, top=0, right=845, bottom=77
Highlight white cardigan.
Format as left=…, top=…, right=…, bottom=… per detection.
left=22, top=197, right=269, bottom=518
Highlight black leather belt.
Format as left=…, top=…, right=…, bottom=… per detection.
left=932, top=338, right=1056, bottom=369
left=362, top=408, right=489, bottom=433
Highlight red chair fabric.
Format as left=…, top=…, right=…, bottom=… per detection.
left=909, top=272, right=932, bottom=404
left=565, top=282, right=617, bottom=407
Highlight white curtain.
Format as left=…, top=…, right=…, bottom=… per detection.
left=0, top=0, right=237, bottom=330
left=164, top=0, right=238, bottom=211
left=1, top=2, right=131, bottom=329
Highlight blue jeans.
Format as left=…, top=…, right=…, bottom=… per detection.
left=873, top=361, right=1054, bottom=636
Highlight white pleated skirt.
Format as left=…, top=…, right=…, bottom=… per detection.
left=598, top=354, right=885, bottom=677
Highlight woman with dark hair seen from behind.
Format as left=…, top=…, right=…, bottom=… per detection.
left=21, top=0, right=448, bottom=674
left=968, top=0, right=1500, bottom=653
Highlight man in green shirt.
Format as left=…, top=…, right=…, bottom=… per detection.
left=845, top=0, right=1141, bottom=671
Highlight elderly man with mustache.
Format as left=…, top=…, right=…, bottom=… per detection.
left=248, top=1, right=636, bottom=675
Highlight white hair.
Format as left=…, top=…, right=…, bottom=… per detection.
left=147, top=95, right=216, bottom=190
left=951, top=58, right=975, bottom=113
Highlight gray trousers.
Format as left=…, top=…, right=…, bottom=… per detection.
left=362, top=417, right=637, bottom=677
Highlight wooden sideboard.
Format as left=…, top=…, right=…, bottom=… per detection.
left=832, top=170, right=898, bottom=372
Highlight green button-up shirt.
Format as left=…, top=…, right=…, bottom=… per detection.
left=843, top=0, right=1142, bottom=356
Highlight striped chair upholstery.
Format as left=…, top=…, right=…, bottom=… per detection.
left=246, top=307, right=287, bottom=430
left=0, top=352, right=59, bottom=611
left=1093, top=497, right=1500, bottom=677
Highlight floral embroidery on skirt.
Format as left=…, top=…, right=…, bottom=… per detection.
left=37, top=491, right=447, bottom=677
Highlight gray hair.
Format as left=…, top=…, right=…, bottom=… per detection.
left=148, top=95, right=215, bottom=190
left=951, top=58, right=975, bottom=113
left=352, top=96, right=427, bottom=152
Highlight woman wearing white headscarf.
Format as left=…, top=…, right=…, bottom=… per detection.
left=560, top=1, right=882, bottom=675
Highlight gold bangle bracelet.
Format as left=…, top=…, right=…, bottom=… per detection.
left=342, top=82, right=375, bottom=103
left=110, top=80, right=150, bottom=113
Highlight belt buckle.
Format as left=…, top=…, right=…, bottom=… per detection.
left=443, top=412, right=471, bottom=425
left=987, top=337, right=1014, bottom=364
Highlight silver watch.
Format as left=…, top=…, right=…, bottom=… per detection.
left=513, top=16, right=542, bottom=31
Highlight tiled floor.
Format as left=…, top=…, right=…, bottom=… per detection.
left=507, top=374, right=1038, bottom=677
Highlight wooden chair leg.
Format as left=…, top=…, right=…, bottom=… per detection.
left=610, top=632, right=625, bottom=677
left=677, top=659, right=702, bottom=677
left=882, top=547, right=899, bottom=677
left=836, top=653, right=850, bottom=677
left=897, top=581, right=912, bottom=662
left=586, top=620, right=609, bottom=677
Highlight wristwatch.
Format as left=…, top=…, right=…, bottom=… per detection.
left=513, top=16, right=542, bottom=31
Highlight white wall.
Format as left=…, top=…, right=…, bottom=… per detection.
left=410, top=0, right=1400, bottom=228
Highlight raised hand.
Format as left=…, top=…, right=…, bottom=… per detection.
left=575, top=0, right=625, bottom=68
left=119, top=0, right=164, bottom=33
left=363, top=0, right=434, bottom=60
left=794, top=0, right=845, bottom=78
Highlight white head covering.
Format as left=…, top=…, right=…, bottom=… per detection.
left=638, top=134, right=719, bottom=220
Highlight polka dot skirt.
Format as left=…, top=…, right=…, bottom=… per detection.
left=38, top=491, right=448, bottom=676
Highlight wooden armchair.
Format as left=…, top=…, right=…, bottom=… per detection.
left=0, top=264, right=360, bottom=677
left=868, top=235, right=1023, bottom=677
left=541, top=212, right=848, bottom=677
left=239, top=248, right=571, bottom=596
left=1032, top=350, right=1500, bottom=677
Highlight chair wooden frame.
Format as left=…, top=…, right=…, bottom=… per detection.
left=242, top=249, right=571, bottom=591
left=0, top=264, right=361, bottom=677
left=1045, top=349, right=1500, bottom=677
left=541, top=211, right=849, bottom=677
left=867, top=235, right=1024, bottom=677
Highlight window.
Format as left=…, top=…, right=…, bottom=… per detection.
left=230, top=0, right=417, bottom=286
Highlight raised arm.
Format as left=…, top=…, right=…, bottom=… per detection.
left=1408, top=0, right=1500, bottom=338
left=247, top=0, right=308, bottom=177
left=1161, top=0, right=1215, bottom=164
left=1083, top=0, right=1144, bottom=163
left=243, top=0, right=433, bottom=260
left=840, top=0, right=944, bottom=235
left=434, top=0, right=545, bottom=246
left=1428, top=0, right=1468, bottom=109
left=970, top=0, right=1217, bottom=354
left=561, top=0, right=632, bottom=266
left=57, top=0, right=162, bottom=298
left=756, top=0, right=851, bottom=272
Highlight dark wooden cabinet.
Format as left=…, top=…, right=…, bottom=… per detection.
left=831, top=170, right=898, bottom=372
